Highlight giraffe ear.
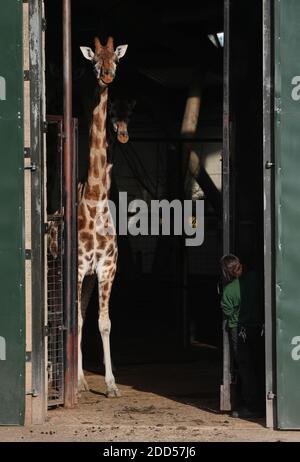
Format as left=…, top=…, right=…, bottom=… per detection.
left=115, top=44, right=128, bottom=59
left=80, top=46, right=94, bottom=61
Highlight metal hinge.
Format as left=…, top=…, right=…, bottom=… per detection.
left=42, top=121, right=48, bottom=133
left=24, top=70, right=30, bottom=81
left=24, top=162, right=37, bottom=172
left=25, top=249, right=32, bottom=260
left=44, top=222, right=50, bottom=234
left=265, top=161, right=275, bottom=169
left=25, top=351, right=32, bottom=362
left=42, top=18, right=47, bottom=31
left=267, top=391, right=276, bottom=400
left=24, top=147, right=31, bottom=158
left=26, top=389, right=38, bottom=397
left=44, top=325, right=49, bottom=337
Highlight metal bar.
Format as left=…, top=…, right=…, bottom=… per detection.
left=263, top=0, right=276, bottom=429
left=220, top=0, right=232, bottom=412
left=129, top=137, right=222, bottom=143
left=180, top=81, right=202, bottom=349
left=62, top=0, right=77, bottom=408
left=72, top=117, right=79, bottom=405
left=29, top=0, right=46, bottom=425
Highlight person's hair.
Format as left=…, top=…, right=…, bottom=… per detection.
left=220, top=254, right=241, bottom=284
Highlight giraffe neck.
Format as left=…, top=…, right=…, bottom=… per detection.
left=86, top=87, right=109, bottom=199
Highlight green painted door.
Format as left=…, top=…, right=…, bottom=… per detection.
left=274, top=0, right=300, bottom=429
left=0, top=0, right=25, bottom=425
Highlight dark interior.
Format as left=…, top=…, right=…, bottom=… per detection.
left=44, top=0, right=264, bottom=409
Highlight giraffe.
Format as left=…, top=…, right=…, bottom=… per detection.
left=78, top=36, right=128, bottom=396
left=78, top=98, right=135, bottom=318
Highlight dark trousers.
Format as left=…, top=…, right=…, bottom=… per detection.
left=236, top=324, right=265, bottom=411
left=228, top=326, right=239, bottom=375
left=228, top=327, right=242, bottom=406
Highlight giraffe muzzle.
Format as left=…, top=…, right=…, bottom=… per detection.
left=117, top=131, right=129, bottom=144
left=116, top=121, right=129, bottom=143
left=101, top=69, right=115, bottom=85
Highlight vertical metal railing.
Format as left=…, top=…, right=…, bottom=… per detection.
left=220, top=0, right=232, bottom=412
left=62, top=0, right=77, bottom=408
left=263, top=0, right=276, bottom=429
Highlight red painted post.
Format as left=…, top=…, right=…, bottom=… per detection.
left=63, top=0, right=78, bottom=408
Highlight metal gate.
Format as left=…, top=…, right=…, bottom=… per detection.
left=46, top=115, right=78, bottom=407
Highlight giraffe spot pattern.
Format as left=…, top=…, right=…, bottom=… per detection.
left=85, top=239, right=94, bottom=252
left=87, top=205, right=97, bottom=219
left=85, top=184, right=101, bottom=201
left=103, top=259, right=112, bottom=267
left=93, top=156, right=100, bottom=178
left=96, top=235, right=106, bottom=249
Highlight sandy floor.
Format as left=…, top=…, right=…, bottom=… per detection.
left=1, top=360, right=300, bottom=442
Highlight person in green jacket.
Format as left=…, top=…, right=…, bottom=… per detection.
left=220, top=254, right=264, bottom=419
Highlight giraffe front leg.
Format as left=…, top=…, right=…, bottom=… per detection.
left=97, top=272, right=121, bottom=398
left=78, top=275, right=89, bottom=393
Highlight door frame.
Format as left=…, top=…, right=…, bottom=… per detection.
left=262, top=0, right=276, bottom=429
left=220, top=0, right=232, bottom=411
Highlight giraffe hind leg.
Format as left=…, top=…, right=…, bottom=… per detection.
left=78, top=275, right=97, bottom=392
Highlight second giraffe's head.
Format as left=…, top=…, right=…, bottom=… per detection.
left=80, top=36, right=128, bottom=87
left=109, top=99, right=136, bottom=144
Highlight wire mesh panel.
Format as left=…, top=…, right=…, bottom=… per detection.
left=46, top=115, right=78, bottom=407
left=46, top=116, right=65, bottom=407
left=47, top=212, right=64, bottom=406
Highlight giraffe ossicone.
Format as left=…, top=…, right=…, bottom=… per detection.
left=77, top=36, right=128, bottom=398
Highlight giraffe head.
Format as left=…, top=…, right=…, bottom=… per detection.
left=109, top=99, right=136, bottom=144
left=80, top=36, right=128, bottom=87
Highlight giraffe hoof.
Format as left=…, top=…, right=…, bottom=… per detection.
left=78, top=377, right=89, bottom=392
left=106, top=388, right=121, bottom=398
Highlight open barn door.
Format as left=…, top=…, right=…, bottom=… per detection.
left=273, top=0, right=300, bottom=430
left=222, top=0, right=270, bottom=418
left=0, top=0, right=25, bottom=425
